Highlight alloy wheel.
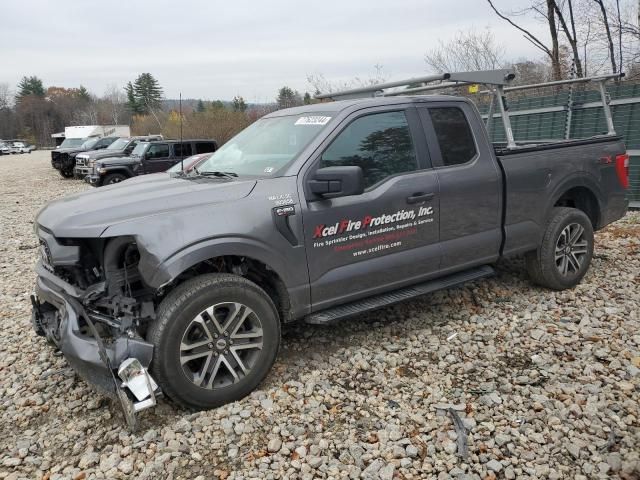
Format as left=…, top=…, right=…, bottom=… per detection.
left=179, top=302, right=264, bottom=389
left=555, top=223, right=589, bottom=276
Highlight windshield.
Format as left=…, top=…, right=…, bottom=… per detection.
left=131, top=143, right=148, bottom=156
left=196, top=113, right=333, bottom=177
left=59, top=138, right=87, bottom=148
left=81, top=138, right=100, bottom=150
left=107, top=138, right=129, bottom=150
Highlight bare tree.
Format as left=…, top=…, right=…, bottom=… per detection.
left=593, top=0, right=619, bottom=73
left=487, top=0, right=563, bottom=80
left=0, top=83, right=12, bottom=110
left=307, top=65, right=387, bottom=95
left=103, top=84, right=126, bottom=124
left=424, top=29, right=505, bottom=72
left=552, top=0, right=584, bottom=76
left=512, top=59, right=553, bottom=84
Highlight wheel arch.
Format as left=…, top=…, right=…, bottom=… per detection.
left=147, top=239, right=296, bottom=323
left=548, top=175, right=604, bottom=230
left=103, top=168, right=133, bottom=178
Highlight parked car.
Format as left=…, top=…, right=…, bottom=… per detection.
left=31, top=92, right=628, bottom=418
left=166, top=152, right=214, bottom=174
left=84, top=139, right=217, bottom=186
left=0, top=142, right=10, bottom=155
left=12, top=141, right=36, bottom=154
left=74, top=135, right=163, bottom=178
left=51, top=136, right=120, bottom=178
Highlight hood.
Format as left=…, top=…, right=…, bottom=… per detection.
left=80, top=149, right=125, bottom=160
left=36, top=174, right=257, bottom=237
left=54, top=147, right=84, bottom=155
left=77, top=149, right=112, bottom=159
left=98, top=155, right=138, bottom=166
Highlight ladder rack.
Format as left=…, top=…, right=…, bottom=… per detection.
left=314, top=69, right=624, bottom=149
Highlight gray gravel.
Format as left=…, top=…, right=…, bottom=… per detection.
left=1, top=151, right=639, bottom=479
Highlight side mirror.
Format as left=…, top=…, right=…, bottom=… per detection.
left=308, top=166, right=364, bottom=199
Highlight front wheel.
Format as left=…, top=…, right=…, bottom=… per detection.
left=103, top=173, right=127, bottom=185
left=525, top=207, right=594, bottom=290
left=148, top=274, right=280, bottom=409
left=59, top=169, right=74, bottom=178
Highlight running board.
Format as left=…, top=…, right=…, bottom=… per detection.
left=305, top=265, right=494, bottom=325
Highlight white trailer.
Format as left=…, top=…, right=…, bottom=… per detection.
left=53, top=125, right=131, bottom=149
left=63, top=125, right=131, bottom=140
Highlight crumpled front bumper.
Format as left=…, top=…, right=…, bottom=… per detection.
left=32, top=261, right=154, bottom=397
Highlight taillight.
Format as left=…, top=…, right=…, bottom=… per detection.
left=615, top=153, right=629, bottom=189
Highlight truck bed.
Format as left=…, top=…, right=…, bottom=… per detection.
left=494, top=134, right=628, bottom=258
left=493, top=134, right=623, bottom=156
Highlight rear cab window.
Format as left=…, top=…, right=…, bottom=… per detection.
left=421, top=106, right=477, bottom=167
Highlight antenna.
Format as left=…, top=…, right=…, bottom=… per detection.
left=179, top=93, right=184, bottom=172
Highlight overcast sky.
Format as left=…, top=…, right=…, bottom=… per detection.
left=1, top=0, right=547, bottom=102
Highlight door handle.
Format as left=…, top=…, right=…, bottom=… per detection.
left=406, top=192, right=434, bottom=204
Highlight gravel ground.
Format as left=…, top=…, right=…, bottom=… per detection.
left=0, top=151, right=639, bottom=480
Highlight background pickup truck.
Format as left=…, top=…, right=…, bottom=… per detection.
left=51, top=136, right=120, bottom=178
left=84, top=139, right=217, bottom=186
left=32, top=75, right=629, bottom=420
left=73, top=135, right=163, bottom=178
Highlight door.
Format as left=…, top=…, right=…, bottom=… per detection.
left=143, top=143, right=172, bottom=173
left=418, top=102, right=502, bottom=272
left=300, top=107, right=441, bottom=311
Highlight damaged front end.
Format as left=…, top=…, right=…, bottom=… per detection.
left=31, top=228, right=160, bottom=429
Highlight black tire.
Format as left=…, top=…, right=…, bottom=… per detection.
left=525, top=207, right=594, bottom=290
left=103, top=173, right=127, bottom=185
left=148, top=274, right=280, bottom=409
left=59, top=169, right=74, bottom=178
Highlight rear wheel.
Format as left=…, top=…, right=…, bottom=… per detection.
left=103, top=173, right=127, bottom=185
left=148, top=274, right=280, bottom=409
left=526, top=207, right=594, bottom=290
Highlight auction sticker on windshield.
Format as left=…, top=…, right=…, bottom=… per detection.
left=294, top=116, right=331, bottom=126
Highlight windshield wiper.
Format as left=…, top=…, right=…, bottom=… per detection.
left=193, top=171, right=238, bottom=179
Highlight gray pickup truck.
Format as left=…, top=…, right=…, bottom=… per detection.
left=31, top=72, right=629, bottom=423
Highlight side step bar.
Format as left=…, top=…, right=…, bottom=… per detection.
left=305, top=265, right=494, bottom=325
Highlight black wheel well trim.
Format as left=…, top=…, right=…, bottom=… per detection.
left=548, top=176, right=603, bottom=229
left=102, top=168, right=132, bottom=178
left=148, top=240, right=294, bottom=322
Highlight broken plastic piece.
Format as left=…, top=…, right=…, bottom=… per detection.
left=118, top=357, right=158, bottom=402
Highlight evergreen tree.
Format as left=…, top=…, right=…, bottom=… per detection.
left=303, top=92, right=312, bottom=105
left=125, top=81, right=140, bottom=114
left=232, top=96, right=247, bottom=112
left=78, top=85, right=91, bottom=102
left=132, top=73, right=163, bottom=114
left=16, top=76, right=45, bottom=100
left=196, top=99, right=206, bottom=112
left=210, top=100, right=225, bottom=110
left=276, top=86, right=303, bottom=109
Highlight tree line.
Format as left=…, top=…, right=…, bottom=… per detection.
left=1, top=0, right=637, bottom=147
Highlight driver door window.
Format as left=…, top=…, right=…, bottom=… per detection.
left=320, top=111, right=418, bottom=188
left=144, top=143, right=171, bottom=173
left=147, top=143, right=170, bottom=159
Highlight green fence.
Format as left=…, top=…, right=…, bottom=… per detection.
left=475, top=82, right=640, bottom=205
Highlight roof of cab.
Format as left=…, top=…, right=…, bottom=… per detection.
left=265, top=95, right=466, bottom=117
